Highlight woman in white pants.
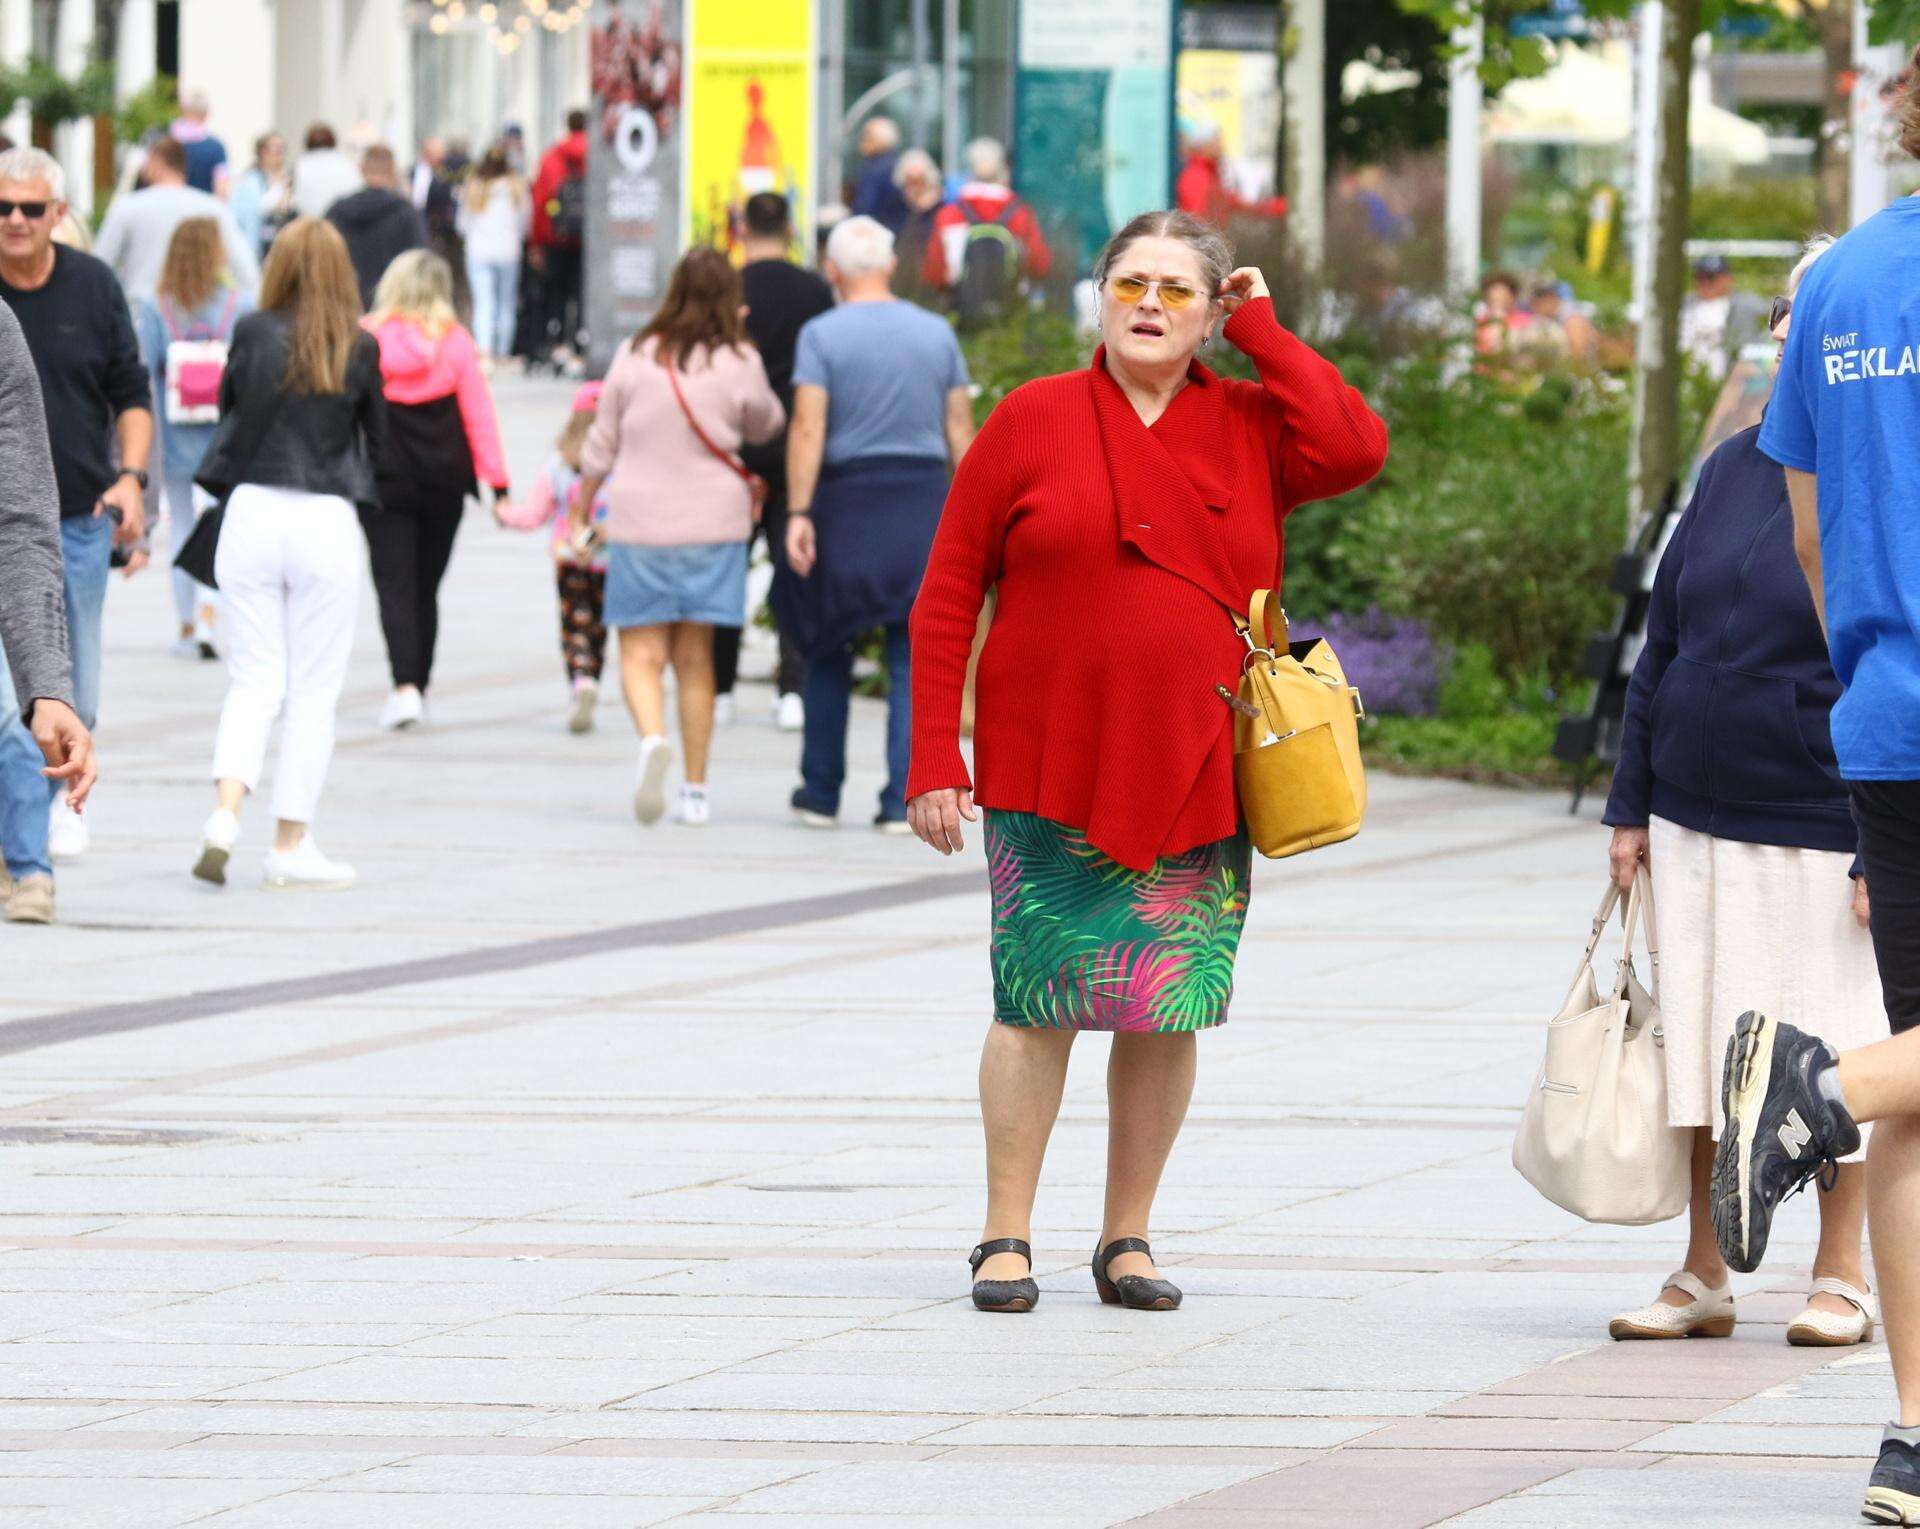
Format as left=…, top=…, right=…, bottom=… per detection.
left=188, top=218, right=387, bottom=889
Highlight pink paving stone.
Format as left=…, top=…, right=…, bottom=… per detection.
left=1431, top=1393, right=1718, bottom=1424
left=1348, top=1416, right=1669, bottom=1452
left=1485, top=1338, right=1844, bottom=1399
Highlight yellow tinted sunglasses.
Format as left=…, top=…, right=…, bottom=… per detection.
left=1108, top=275, right=1203, bottom=310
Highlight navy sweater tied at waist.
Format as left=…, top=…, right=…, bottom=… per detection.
left=1604, top=424, right=1857, bottom=856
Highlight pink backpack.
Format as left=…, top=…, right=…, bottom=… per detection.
left=160, top=291, right=239, bottom=425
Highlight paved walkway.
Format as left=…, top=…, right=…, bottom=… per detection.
left=0, top=375, right=1892, bottom=1525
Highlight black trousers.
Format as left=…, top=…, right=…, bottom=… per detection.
left=713, top=465, right=806, bottom=698
left=541, top=244, right=583, bottom=352
left=1851, top=780, right=1920, bottom=1036
left=360, top=486, right=466, bottom=691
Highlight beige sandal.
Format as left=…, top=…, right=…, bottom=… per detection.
left=1609, top=1270, right=1735, bottom=1340
left=1788, top=1277, right=1876, bottom=1347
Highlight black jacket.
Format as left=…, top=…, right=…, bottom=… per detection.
left=327, top=187, right=427, bottom=309
left=1604, top=425, right=1856, bottom=855
left=195, top=310, right=387, bottom=514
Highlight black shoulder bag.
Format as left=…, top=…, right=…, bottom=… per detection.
left=172, top=379, right=289, bottom=591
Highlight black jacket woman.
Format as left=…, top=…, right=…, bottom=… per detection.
left=192, top=216, right=385, bottom=892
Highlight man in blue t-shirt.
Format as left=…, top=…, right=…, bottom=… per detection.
left=782, top=215, right=974, bottom=832
left=169, top=90, right=228, bottom=197
left=1718, top=161, right=1920, bottom=1523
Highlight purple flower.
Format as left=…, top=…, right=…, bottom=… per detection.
left=1292, top=608, right=1442, bottom=717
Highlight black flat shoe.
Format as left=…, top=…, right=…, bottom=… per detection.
left=969, top=1237, right=1038, bottom=1313
left=1093, top=1237, right=1182, bottom=1310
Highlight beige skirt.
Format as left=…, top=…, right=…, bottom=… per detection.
left=1650, top=816, right=1884, bottom=1157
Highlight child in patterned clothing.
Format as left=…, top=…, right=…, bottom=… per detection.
left=496, top=383, right=612, bottom=732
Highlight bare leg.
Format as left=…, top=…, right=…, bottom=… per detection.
left=1657, top=1127, right=1731, bottom=1306
left=1807, top=1161, right=1871, bottom=1318
left=1837, top=1031, right=1920, bottom=1123
left=669, top=621, right=716, bottom=785
left=618, top=625, right=670, bottom=739
left=215, top=780, right=246, bottom=815
left=1867, top=1119, right=1920, bottom=1427
left=273, top=819, right=307, bottom=852
left=1101, top=1031, right=1197, bottom=1282
left=976, top=1023, right=1076, bottom=1280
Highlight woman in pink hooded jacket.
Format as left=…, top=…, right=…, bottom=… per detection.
left=363, top=250, right=510, bottom=728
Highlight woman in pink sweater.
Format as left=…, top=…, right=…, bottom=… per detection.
left=363, top=251, right=510, bottom=729
left=574, top=247, right=784, bottom=828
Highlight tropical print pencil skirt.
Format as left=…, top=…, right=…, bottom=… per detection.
left=984, top=809, right=1252, bottom=1032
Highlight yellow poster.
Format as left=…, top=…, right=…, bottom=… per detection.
left=687, top=0, right=814, bottom=260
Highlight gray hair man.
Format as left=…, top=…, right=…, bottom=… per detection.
left=779, top=215, right=975, bottom=831
left=850, top=115, right=909, bottom=235
left=0, top=146, right=148, bottom=922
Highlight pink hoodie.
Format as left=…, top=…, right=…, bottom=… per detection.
left=366, top=316, right=510, bottom=490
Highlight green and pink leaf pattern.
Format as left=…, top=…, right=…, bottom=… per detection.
left=985, top=811, right=1251, bottom=1033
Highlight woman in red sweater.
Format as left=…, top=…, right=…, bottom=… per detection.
left=907, top=210, right=1388, bottom=1314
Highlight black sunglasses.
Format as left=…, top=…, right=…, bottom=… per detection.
left=1769, top=295, right=1792, bottom=331
left=0, top=200, right=50, bottom=221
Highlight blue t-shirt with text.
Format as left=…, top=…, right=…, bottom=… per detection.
left=792, top=300, right=968, bottom=466
left=1759, top=196, right=1920, bottom=780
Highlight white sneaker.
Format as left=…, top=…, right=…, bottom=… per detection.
left=713, top=693, right=736, bottom=726
left=192, top=808, right=240, bottom=886
left=48, top=793, right=88, bottom=859
left=193, top=607, right=219, bottom=660
left=171, top=635, right=200, bottom=661
left=776, top=692, right=804, bottom=732
left=567, top=677, right=598, bottom=734
left=678, top=785, right=711, bottom=826
left=380, top=688, right=424, bottom=730
left=263, top=837, right=356, bottom=891
left=633, top=735, right=673, bottom=826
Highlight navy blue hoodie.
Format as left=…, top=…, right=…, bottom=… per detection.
left=1604, top=424, right=1856, bottom=854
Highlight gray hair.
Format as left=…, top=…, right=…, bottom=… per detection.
left=825, top=214, right=896, bottom=277
left=0, top=147, right=65, bottom=202
left=1092, top=209, right=1233, bottom=298
left=860, top=116, right=901, bottom=152
left=963, top=137, right=1008, bottom=184
left=1787, top=233, right=1836, bottom=298
left=892, top=147, right=938, bottom=190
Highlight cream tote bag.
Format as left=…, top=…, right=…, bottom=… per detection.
left=1512, top=868, right=1690, bottom=1225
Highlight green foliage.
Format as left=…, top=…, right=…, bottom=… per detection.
left=116, top=75, right=178, bottom=146
left=1283, top=353, right=1629, bottom=685
left=959, top=309, right=1088, bottom=422
left=1871, top=0, right=1920, bottom=46
left=1690, top=179, right=1820, bottom=243
left=0, top=57, right=114, bottom=126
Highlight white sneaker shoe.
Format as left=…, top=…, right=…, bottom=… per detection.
left=263, top=837, right=356, bottom=891
left=171, top=635, right=201, bottom=661
left=678, top=785, right=711, bottom=826
left=633, top=735, right=673, bottom=826
left=567, top=677, right=599, bottom=734
left=1608, top=1271, right=1735, bottom=1340
left=380, top=688, right=424, bottom=730
left=775, top=692, right=804, bottom=732
left=193, top=808, right=240, bottom=886
left=713, top=693, right=736, bottom=726
left=48, top=793, right=88, bottom=860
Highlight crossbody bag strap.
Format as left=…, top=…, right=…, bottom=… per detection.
left=663, top=352, right=764, bottom=499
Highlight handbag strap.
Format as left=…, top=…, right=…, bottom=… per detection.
left=1230, top=588, right=1290, bottom=653
left=663, top=351, right=760, bottom=492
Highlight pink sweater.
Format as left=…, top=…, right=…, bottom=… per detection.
left=365, top=316, right=510, bottom=489
left=582, top=335, right=784, bottom=546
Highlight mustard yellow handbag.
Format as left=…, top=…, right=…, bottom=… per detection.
left=1223, top=590, right=1367, bottom=859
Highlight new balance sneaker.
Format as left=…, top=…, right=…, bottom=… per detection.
left=1712, top=1010, right=1861, bottom=1274
left=1864, top=1425, right=1920, bottom=1525
left=48, top=793, right=88, bottom=859
left=263, top=838, right=356, bottom=891
left=633, top=735, right=674, bottom=826
left=192, top=808, right=240, bottom=886
left=567, top=677, right=598, bottom=735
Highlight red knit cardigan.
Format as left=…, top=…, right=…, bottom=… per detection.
left=906, top=298, right=1389, bottom=870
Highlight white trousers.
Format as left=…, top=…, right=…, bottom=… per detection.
left=211, top=485, right=362, bottom=824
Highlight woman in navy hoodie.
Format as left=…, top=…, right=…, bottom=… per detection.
left=1604, top=236, right=1885, bottom=1348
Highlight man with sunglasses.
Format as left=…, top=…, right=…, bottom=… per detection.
left=0, top=148, right=151, bottom=924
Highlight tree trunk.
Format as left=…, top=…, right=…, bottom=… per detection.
left=1814, top=0, right=1852, bottom=233
left=1280, top=0, right=1326, bottom=328
left=1628, top=0, right=1698, bottom=536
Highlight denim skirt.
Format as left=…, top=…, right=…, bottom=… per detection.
left=604, top=540, right=748, bottom=629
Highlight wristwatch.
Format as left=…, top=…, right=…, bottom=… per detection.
left=117, top=468, right=149, bottom=489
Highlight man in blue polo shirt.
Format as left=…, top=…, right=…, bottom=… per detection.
left=1713, top=142, right=1920, bottom=1523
